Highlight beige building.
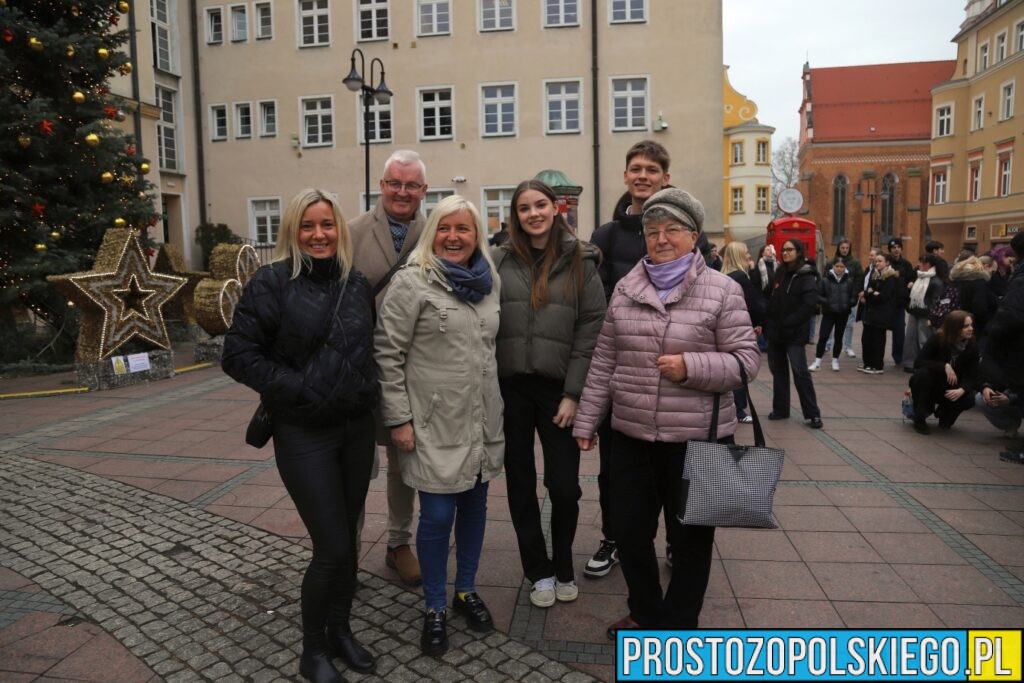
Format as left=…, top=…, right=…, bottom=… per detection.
left=116, top=0, right=723, bottom=266
left=722, top=66, right=774, bottom=244
left=928, top=0, right=1024, bottom=253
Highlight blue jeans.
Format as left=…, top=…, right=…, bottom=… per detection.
left=417, top=478, right=488, bottom=611
left=843, top=315, right=855, bottom=351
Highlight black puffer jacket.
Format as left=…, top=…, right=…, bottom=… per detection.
left=914, top=336, right=980, bottom=395
left=766, top=262, right=819, bottom=345
left=818, top=269, right=858, bottom=315
left=863, top=267, right=899, bottom=328
left=222, top=258, right=379, bottom=425
left=950, top=258, right=997, bottom=334
left=981, top=261, right=1024, bottom=391
left=890, top=256, right=915, bottom=307
left=727, top=269, right=765, bottom=328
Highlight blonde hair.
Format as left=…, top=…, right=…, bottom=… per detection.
left=410, top=195, right=496, bottom=277
left=720, top=241, right=750, bottom=276
left=273, top=188, right=353, bottom=280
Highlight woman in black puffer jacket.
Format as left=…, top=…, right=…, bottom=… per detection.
left=222, top=189, right=379, bottom=683
left=860, top=252, right=899, bottom=374
left=765, top=238, right=822, bottom=428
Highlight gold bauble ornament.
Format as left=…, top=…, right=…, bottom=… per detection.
left=118, top=62, right=133, bottom=75
left=100, top=171, right=114, bottom=183
left=66, top=45, right=75, bottom=58
left=28, top=37, right=43, bottom=51
left=34, top=243, right=47, bottom=252
left=72, top=91, right=86, bottom=104
left=97, top=48, right=109, bottom=60
left=113, top=218, right=127, bottom=228
left=139, top=161, right=151, bottom=174
left=118, top=0, right=130, bottom=13
left=50, top=231, right=62, bottom=239
left=84, top=133, right=100, bottom=147
left=17, top=134, right=31, bottom=148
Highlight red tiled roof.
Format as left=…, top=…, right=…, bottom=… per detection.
left=806, top=61, right=956, bottom=143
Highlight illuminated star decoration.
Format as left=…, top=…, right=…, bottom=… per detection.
left=153, top=243, right=208, bottom=325
left=48, top=229, right=186, bottom=360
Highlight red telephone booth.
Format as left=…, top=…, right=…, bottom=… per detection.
left=766, top=217, right=817, bottom=260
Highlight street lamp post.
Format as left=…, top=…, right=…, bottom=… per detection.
left=343, top=49, right=392, bottom=212
left=854, top=178, right=890, bottom=249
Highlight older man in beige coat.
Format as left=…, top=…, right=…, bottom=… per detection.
left=351, top=149, right=428, bottom=586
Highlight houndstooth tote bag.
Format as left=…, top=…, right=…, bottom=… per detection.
left=680, top=358, right=783, bottom=529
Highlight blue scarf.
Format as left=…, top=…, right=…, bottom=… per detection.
left=441, top=252, right=493, bottom=303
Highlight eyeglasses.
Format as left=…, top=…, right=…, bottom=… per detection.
left=644, top=226, right=691, bottom=240
left=780, top=247, right=796, bottom=253
left=383, top=179, right=424, bottom=193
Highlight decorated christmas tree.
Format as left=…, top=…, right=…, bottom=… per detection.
left=0, top=0, right=160, bottom=364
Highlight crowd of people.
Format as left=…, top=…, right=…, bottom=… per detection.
left=221, top=141, right=1022, bottom=682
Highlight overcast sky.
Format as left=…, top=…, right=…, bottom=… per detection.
left=723, top=0, right=967, bottom=144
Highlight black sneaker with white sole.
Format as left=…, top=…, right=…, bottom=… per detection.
left=583, top=539, right=619, bottom=578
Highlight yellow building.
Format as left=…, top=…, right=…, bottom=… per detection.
left=723, top=67, right=775, bottom=244
left=928, top=0, right=1023, bottom=252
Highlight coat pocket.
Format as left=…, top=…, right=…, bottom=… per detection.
left=421, top=385, right=469, bottom=447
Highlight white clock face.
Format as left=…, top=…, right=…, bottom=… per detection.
left=778, top=188, right=804, bottom=214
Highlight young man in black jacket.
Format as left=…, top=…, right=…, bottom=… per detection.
left=887, top=238, right=915, bottom=367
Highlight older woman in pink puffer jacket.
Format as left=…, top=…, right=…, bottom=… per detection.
left=574, top=188, right=760, bottom=636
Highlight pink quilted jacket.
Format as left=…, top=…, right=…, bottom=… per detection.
left=573, top=255, right=761, bottom=443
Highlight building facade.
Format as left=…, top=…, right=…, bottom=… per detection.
left=116, top=0, right=724, bottom=267
left=928, top=0, right=1024, bottom=253
left=722, top=66, right=774, bottom=244
left=797, top=60, right=956, bottom=261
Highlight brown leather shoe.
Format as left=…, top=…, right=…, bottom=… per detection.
left=385, top=545, right=422, bottom=586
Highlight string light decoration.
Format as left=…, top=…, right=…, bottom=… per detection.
left=47, top=229, right=185, bottom=361
left=193, top=244, right=260, bottom=336
left=153, top=243, right=207, bottom=326
left=1, top=0, right=160, bottom=364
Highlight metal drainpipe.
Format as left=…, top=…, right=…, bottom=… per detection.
left=590, top=0, right=601, bottom=229
left=127, top=4, right=142, bottom=171
left=189, top=0, right=208, bottom=225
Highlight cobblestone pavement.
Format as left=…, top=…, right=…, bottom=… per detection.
left=1, top=339, right=1023, bottom=682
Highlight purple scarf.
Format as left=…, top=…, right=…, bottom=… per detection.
left=642, top=251, right=696, bottom=301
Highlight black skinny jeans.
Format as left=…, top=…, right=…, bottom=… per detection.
left=273, top=409, right=375, bottom=650
left=611, top=431, right=726, bottom=629
left=815, top=312, right=850, bottom=360
left=767, top=342, right=821, bottom=419
left=501, top=374, right=582, bottom=583
left=909, top=368, right=975, bottom=425
left=861, top=323, right=888, bottom=370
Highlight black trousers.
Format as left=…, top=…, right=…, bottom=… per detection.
left=273, top=409, right=375, bottom=649
left=815, top=312, right=850, bottom=360
left=611, top=431, right=723, bottom=629
left=501, top=374, right=582, bottom=583
left=909, top=368, right=975, bottom=425
left=767, top=341, right=820, bottom=419
left=861, top=323, right=888, bottom=370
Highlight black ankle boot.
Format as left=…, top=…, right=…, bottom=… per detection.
left=299, top=648, right=344, bottom=683
left=326, top=628, right=376, bottom=674
left=421, top=609, right=448, bottom=656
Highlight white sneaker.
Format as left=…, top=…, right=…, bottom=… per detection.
left=831, top=359, right=840, bottom=372
left=809, top=359, right=821, bottom=372
left=845, top=348, right=857, bottom=358
left=555, top=580, right=578, bottom=602
left=530, top=577, right=556, bottom=608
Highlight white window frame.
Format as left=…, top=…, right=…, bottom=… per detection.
left=357, top=97, right=393, bottom=144
left=979, top=41, right=989, bottom=71
left=756, top=139, right=769, bottom=164
left=931, top=168, right=948, bottom=205
left=356, top=0, right=389, bottom=42
left=972, top=95, right=985, bottom=130
left=544, top=0, right=579, bottom=28
left=416, top=0, right=451, bottom=36
left=417, top=86, right=455, bottom=141
left=155, top=86, right=179, bottom=172
left=254, top=1, right=273, bottom=39
left=424, top=189, right=457, bottom=214
left=234, top=102, right=252, bottom=139
left=210, top=104, right=228, bottom=141
left=479, top=0, right=515, bottom=32
left=151, top=0, right=176, bottom=73
left=258, top=100, right=277, bottom=137
left=935, top=103, right=953, bottom=137
left=609, top=75, right=649, bottom=132
left=229, top=3, right=247, bottom=42
left=996, top=30, right=1007, bottom=62
left=998, top=155, right=1012, bottom=197
left=480, top=82, right=517, bottom=138
left=298, top=0, right=331, bottom=47
left=300, top=95, right=335, bottom=148
left=1000, top=80, right=1015, bottom=120
left=969, top=161, right=982, bottom=202
left=1017, top=20, right=1024, bottom=53
left=543, top=78, right=582, bottom=135
left=731, top=187, right=744, bottom=213
left=482, top=186, right=516, bottom=235
left=609, top=0, right=646, bottom=24
left=205, top=6, right=223, bottom=44
left=756, top=186, right=769, bottom=213
left=249, top=197, right=282, bottom=245
left=731, top=141, right=744, bottom=165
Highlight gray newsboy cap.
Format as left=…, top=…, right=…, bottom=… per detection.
left=642, top=188, right=705, bottom=233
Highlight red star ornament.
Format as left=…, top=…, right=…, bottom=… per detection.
left=31, top=202, right=45, bottom=217
left=109, top=13, right=119, bottom=25
left=39, top=119, right=54, bottom=135
left=3, top=28, right=14, bottom=43
left=104, top=105, right=118, bottom=119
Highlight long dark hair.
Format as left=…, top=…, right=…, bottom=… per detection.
left=834, top=238, right=853, bottom=261
left=934, top=310, right=974, bottom=353
left=774, top=238, right=808, bottom=284
left=920, top=253, right=950, bottom=284
left=507, top=179, right=584, bottom=309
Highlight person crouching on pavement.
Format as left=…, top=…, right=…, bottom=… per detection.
left=493, top=180, right=606, bottom=609
left=373, top=196, right=504, bottom=657
left=908, top=311, right=979, bottom=435
left=222, top=189, right=379, bottom=683
left=572, top=188, right=760, bottom=636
